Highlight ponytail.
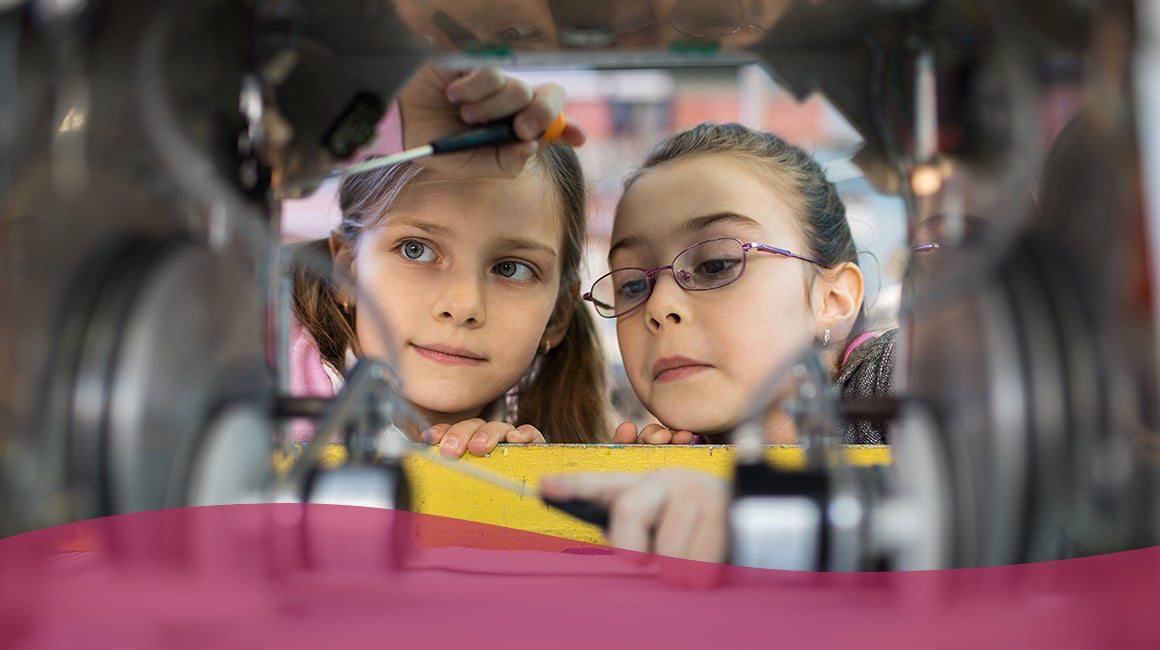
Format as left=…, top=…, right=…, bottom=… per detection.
left=288, top=238, right=359, bottom=372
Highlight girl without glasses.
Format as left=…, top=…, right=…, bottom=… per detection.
left=591, top=122, right=897, bottom=446
left=288, top=65, right=611, bottom=456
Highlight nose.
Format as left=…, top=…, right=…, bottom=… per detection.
left=643, top=270, right=689, bottom=332
left=432, top=269, right=486, bottom=327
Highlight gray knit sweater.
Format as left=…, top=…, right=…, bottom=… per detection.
left=834, top=329, right=898, bottom=445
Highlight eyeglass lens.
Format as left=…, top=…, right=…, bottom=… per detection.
left=591, top=238, right=747, bottom=317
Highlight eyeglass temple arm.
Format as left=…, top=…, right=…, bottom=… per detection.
left=746, top=243, right=831, bottom=268
left=582, top=291, right=616, bottom=313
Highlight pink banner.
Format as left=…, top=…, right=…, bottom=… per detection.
left=1, top=505, right=1156, bottom=649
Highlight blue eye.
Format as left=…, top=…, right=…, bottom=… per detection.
left=399, top=239, right=436, bottom=262
left=695, top=257, right=742, bottom=278
left=495, top=260, right=536, bottom=282
left=617, top=277, right=650, bottom=299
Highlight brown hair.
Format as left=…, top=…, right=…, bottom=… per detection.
left=625, top=122, right=867, bottom=344
left=289, top=146, right=610, bottom=443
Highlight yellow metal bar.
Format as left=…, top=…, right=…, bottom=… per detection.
left=280, top=444, right=892, bottom=549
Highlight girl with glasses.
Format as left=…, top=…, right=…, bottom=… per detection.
left=590, top=122, right=897, bottom=446
left=287, top=65, right=611, bottom=456
left=541, top=122, right=898, bottom=570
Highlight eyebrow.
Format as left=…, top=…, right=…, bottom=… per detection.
left=608, top=212, right=764, bottom=263
left=391, top=220, right=455, bottom=239
left=493, top=237, right=558, bottom=259
left=682, top=212, right=764, bottom=234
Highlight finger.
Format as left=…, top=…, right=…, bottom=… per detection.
left=611, top=422, right=639, bottom=444
left=538, top=472, right=642, bottom=505
left=652, top=481, right=702, bottom=560
left=491, top=140, right=540, bottom=178
left=558, top=119, right=587, bottom=147
left=466, top=420, right=514, bottom=456
left=421, top=422, right=451, bottom=444
left=511, top=83, right=567, bottom=140
left=670, top=429, right=696, bottom=445
left=638, top=424, right=675, bottom=445
left=505, top=424, right=545, bottom=444
left=606, top=477, right=671, bottom=557
left=444, top=67, right=508, bottom=104
left=456, top=77, right=535, bottom=125
left=683, top=496, right=730, bottom=565
left=439, top=418, right=485, bottom=458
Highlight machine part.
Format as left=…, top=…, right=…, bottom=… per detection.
left=302, top=463, right=410, bottom=572
left=730, top=460, right=897, bottom=571
left=186, top=403, right=275, bottom=508
left=285, top=359, right=413, bottom=489
left=730, top=494, right=822, bottom=571
left=732, top=230, right=1150, bottom=571
left=881, top=403, right=952, bottom=571
left=68, top=239, right=270, bottom=516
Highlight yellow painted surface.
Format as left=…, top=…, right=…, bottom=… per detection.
left=285, top=444, right=892, bottom=549
left=56, top=445, right=889, bottom=553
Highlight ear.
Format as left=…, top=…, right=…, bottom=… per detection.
left=541, top=280, right=578, bottom=351
left=810, top=262, right=864, bottom=342
left=329, top=229, right=358, bottom=303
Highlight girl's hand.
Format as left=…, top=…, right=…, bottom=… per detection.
left=422, top=419, right=546, bottom=458
left=611, top=421, right=695, bottom=445
left=539, top=469, right=731, bottom=568
left=398, top=65, right=586, bottom=178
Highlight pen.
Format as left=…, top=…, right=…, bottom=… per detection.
left=279, top=113, right=568, bottom=193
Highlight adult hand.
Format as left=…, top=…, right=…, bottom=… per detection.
left=422, top=419, right=545, bottom=458
left=539, top=469, right=730, bottom=565
left=611, top=421, right=696, bottom=445
left=399, top=65, right=586, bottom=178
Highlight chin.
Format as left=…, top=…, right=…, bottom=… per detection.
left=405, top=389, right=490, bottom=421
left=652, top=404, right=740, bottom=437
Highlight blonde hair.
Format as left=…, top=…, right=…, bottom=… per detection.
left=290, top=146, right=610, bottom=442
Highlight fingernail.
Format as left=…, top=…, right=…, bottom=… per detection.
left=441, top=437, right=461, bottom=453
left=470, top=433, right=486, bottom=446
left=421, top=427, right=437, bottom=444
left=460, top=107, right=478, bottom=124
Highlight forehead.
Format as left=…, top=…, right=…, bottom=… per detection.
left=612, top=155, right=804, bottom=256
left=387, top=168, right=564, bottom=242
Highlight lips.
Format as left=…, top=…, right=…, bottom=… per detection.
left=652, top=355, right=712, bottom=383
left=411, top=343, right=487, bottom=365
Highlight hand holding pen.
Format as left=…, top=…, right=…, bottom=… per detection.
left=397, top=64, right=586, bottom=177
left=279, top=65, right=584, bottom=192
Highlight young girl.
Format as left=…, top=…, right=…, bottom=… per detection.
left=589, top=122, right=896, bottom=446
left=288, top=66, right=611, bottom=455
left=541, top=122, right=899, bottom=566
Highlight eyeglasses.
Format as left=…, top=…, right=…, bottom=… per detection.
left=584, top=236, right=828, bottom=319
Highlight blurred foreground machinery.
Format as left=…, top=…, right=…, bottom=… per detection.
left=0, top=0, right=1156, bottom=571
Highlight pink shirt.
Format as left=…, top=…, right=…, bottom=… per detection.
left=288, top=320, right=345, bottom=442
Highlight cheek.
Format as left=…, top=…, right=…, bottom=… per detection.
left=615, top=319, right=646, bottom=371
left=353, top=262, right=418, bottom=353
